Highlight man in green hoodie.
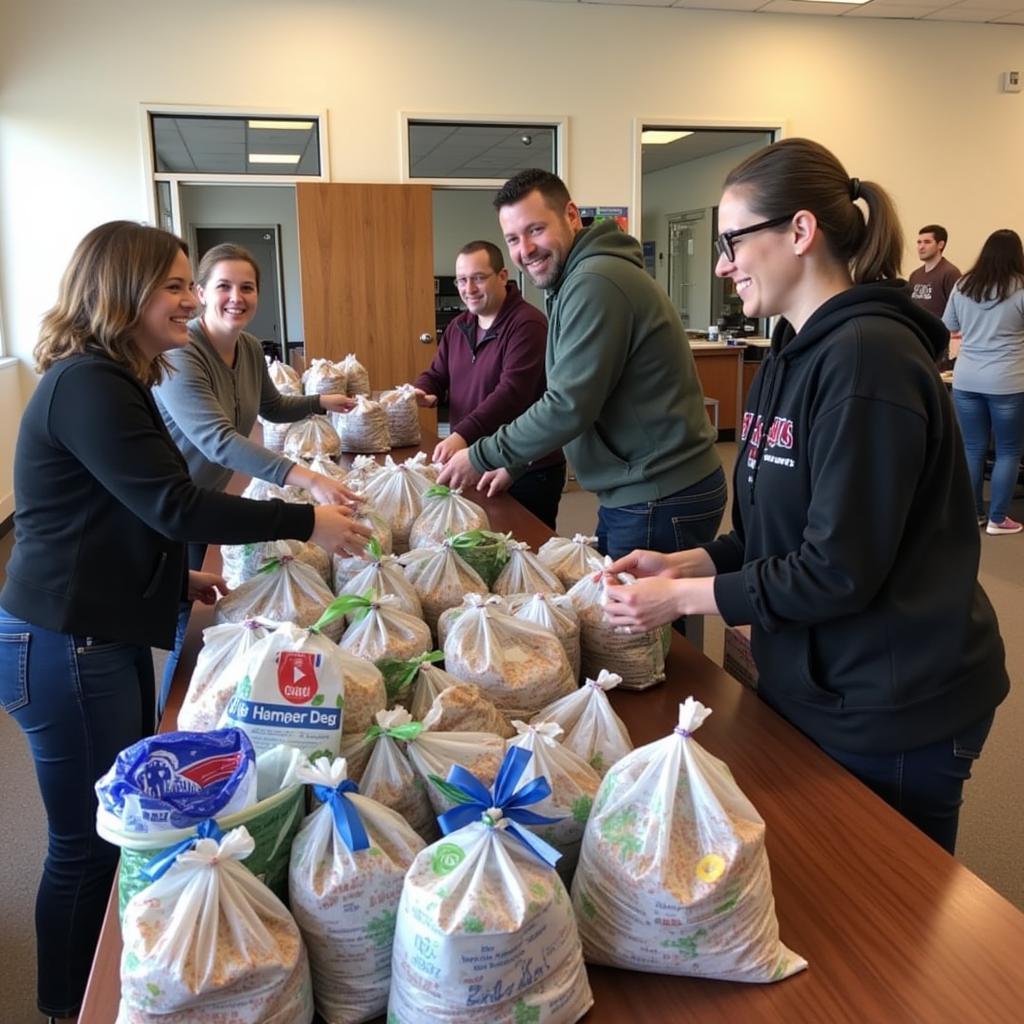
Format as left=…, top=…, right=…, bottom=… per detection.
left=439, top=168, right=725, bottom=561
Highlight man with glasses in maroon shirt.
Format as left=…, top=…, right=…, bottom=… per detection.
left=414, top=240, right=566, bottom=527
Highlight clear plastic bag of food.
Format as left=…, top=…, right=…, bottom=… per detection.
left=404, top=704, right=507, bottom=816
left=374, top=649, right=444, bottom=709
left=508, top=720, right=601, bottom=882
left=332, top=507, right=393, bottom=593
left=95, top=728, right=257, bottom=837
left=334, top=594, right=433, bottom=668
left=401, top=450, right=441, bottom=488
left=362, top=456, right=426, bottom=553
left=425, top=682, right=515, bottom=738
left=289, top=756, right=425, bottom=1024
left=213, top=555, right=341, bottom=639
left=406, top=659, right=466, bottom=720
left=378, top=383, right=422, bottom=448
left=436, top=593, right=508, bottom=649
left=537, top=533, right=605, bottom=590
left=389, top=747, right=593, bottom=1024
left=337, top=395, right=391, bottom=454
left=222, top=538, right=328, bottom=592
left=399, top=541, right=488, bottom=638
left=572, top=698, right=807, bottom=983
left=304, top=356, right=348, bottom=397
left=567, top=559, right=666, bottom=691
left=267, top=357, right=301, bottom=394
left=340, top=353, right=371, bottom=397
left=178, top=620, right=268, bottom=732
left=447, top=529, right=511, bottom=588
left=284, top=414, right=342, bottom=461
left=260, top=417, right=292, bottom=454
left=506, top=591, right=581, bottom=681
left=408, top=485, right=489, bottom=549
left=531, top=669, right=633, bottom=776
left=344, top=708, right=438, bottom=841
left=305, top=452, right=349, bottom=485
left=241, top=477, right=307, bottom=503
left=337, top=541, right=423, bottom=621
left=118, top=824, right=314, bottom=1023
left=344, top=454, right=383, bottom=493
left=443, top=593, right=575, bottom=718
left=492, top=539, right=565, bottom=597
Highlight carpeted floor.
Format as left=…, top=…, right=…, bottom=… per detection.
left=1, top=442, right=1021, bottom=1021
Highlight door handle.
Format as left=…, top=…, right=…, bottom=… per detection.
left=419, top=332, right=434, bottom=345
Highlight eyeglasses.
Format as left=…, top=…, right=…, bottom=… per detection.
left=715, top=213, right=797, bottom=263
left=455, top=272, right=496, bottom=289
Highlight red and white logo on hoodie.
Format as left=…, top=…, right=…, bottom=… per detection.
left=743, top=413, right=795, bottom=469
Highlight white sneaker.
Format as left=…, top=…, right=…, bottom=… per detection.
left=986, top=516, right=1023, bottom=535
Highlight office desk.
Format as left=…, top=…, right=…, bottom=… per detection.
left=690, top=342, right=744, bottom=434
left=80, top=446, right=1024, bottom=1023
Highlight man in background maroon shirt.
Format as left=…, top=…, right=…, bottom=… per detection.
left=414, top=240, right=566, bottom=527
left=910, top=224, right=961, bottom=368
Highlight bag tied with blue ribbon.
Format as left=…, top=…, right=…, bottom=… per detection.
left=288, top=756, right=425, bottom=1024
left=387, top=746, right=594, bottom=1024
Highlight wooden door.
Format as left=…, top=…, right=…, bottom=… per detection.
left=296, top=183, right=437, bottom=430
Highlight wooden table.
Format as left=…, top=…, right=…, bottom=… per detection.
left=80, top=446, right=1024, bottom=1023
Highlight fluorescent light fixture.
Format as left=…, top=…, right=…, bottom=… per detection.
left=248, top=153, right=302, bottom=164
left=247, top=120, right=314, bottom=130
left=641, top=130, right=694, bottom=145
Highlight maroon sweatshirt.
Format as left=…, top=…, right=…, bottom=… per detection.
left=415, top=282, right=564, bottom=468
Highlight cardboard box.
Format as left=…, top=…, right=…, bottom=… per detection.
left=723, top=624, right=758, bottom=690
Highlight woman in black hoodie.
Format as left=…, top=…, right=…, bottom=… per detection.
left=605, top=138, right=1008, bottom=854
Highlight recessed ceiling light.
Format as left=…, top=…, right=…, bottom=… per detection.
left=248, top=153, right=302, bottom=164
left=641, top=130, right=694, bottom=145
left=247, top=120, right=313, bottom=130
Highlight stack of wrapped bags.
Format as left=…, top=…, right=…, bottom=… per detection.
left=94, top=417, right=805, bottom=1021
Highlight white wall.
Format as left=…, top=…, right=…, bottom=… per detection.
left=432, top=189, right=505, bottom=275
left=178, top=185, right=304, bottom=341
left=0, top=361, right=21, bottom=521
left=2, top=0, right=1023, bottom=492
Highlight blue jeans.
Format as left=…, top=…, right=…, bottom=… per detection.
left=595, top=466, right=727, bottom=561
left=952, top=389, right=1024, bottom=522
left=0, top=606, right=155, bottom=1017
left=819, top=711, right=995, bottom=855
left=158, top=541, right=207, bottom=718
left=508, top=462, right=566, bottom=530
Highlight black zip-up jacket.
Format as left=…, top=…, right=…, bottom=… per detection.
left=1, top=353, right=314, bottom=649
left=704, top=281, right=1008, bottom=754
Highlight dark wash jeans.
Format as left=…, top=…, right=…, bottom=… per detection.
left=596, top=466, right=727, bottom=561
left=508, top=462, right=567, bottom=530
left=0, top=605, right=154, bottom=1017
left=819, top=711, right=995, bottom=855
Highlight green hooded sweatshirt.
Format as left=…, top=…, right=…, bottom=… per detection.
left=469, top=220, right=720, bottom=507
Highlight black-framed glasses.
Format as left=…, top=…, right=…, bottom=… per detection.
left=715, top=213, right=797, bottom=262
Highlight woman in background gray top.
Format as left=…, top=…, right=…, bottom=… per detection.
left=152, top=242, right=359, bottom=711
left=943, top=228, right=1024, bottom=534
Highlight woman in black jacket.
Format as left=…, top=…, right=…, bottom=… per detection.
left=604, top=139, right=1007, bottom=855
left=0, top=221, right=370, bottom=1021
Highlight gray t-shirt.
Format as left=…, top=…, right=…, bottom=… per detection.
left=943, top=284, right=1024, bottom=395
left=153, top=320, right=320, bottom=491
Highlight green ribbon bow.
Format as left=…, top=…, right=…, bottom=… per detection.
left=310, top=592, right=374, bottom=633
left=377, top=650, right=444, bottom=702
left=365, top=718, right=425, bottom=743
left=424, top=484, right=453, bottom=499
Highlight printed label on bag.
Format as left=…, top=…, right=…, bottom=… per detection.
left=277, top=651, right=321, bottom=704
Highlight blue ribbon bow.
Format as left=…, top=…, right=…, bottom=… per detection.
left=313, top=779, right=370, bottom=853
left=142, top=818, right=224, bottom=882
left=434, top=747, right=563, bottom=868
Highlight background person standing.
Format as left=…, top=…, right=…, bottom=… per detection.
left=943, top=228, right=1024, bottom=534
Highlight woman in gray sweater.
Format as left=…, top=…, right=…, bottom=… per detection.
left=153, top=242, right=359, bottom=708
left=943, top=229, right=1024, bottom=535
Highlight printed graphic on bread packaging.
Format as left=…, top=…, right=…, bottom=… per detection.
left=221, top=621, right=346, bottom=759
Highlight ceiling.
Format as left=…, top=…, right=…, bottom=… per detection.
left=516, top=0, right=1024, bottom=25
left=642, top=130, right=771, bottom=172
left=409, top=123, right=557, bottom=178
